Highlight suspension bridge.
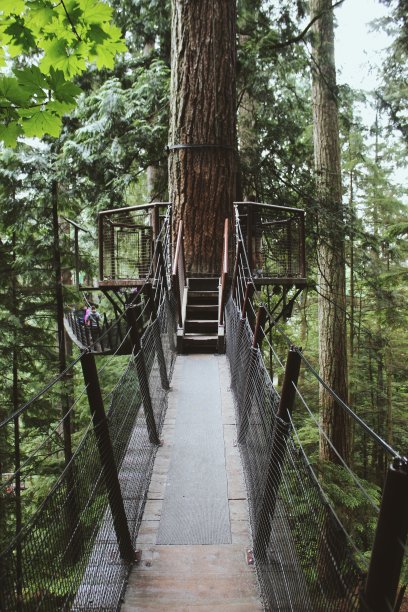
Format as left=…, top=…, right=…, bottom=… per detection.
left=0, top=202, right=407, bottom=611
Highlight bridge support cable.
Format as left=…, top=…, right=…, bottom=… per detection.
left=81, top=351, right=135, bottom=563
left=361, top=456, right=408, bottom=612
left=126, top=306, right=161, bottom=445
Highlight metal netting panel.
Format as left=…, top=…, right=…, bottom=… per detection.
left=141, top=319, right=168, bottom=431
left=225, top=297, right=365, bottom=612
left=0, top=423, right=109, bottom=611
left=236, top=203, right=305, bottom=280
left=0, top=298, right=176, bottom=611
left=100, top=209, right=154, bottom=281
left=158, top=295, right=177, bottom=373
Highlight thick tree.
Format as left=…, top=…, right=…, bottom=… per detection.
left=310, top=0, right=350, bottom=464
left=168, top=0, right=237, bottom=274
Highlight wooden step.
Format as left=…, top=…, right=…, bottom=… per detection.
left=188, top=277, right=219, bottom=291
left=188, top=290, right=218, bottom=305
left=186, top=304, right=218, bottom=320
left=185, top=319, right=218, bottom=334
left=183, top=334, right=218, bottom=353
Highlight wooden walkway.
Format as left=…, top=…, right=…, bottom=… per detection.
left=122, top=354, right=263, bottom=611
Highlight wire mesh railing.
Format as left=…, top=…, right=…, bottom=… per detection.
left=234, top=201, right=306, bottom=282
left=225, top=211, right=408, bottom=612
left=0, top=216, right=177, bottom=611
left=98, top=202, right=170, bottom=284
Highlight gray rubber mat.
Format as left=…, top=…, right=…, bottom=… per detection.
left=157, top=355, right=231, bottom=545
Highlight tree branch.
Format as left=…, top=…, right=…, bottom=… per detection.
left=270, top=0, right=346, bottom=51
left=59, top=0, right=82, bottom=42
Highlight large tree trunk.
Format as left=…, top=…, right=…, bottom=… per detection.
left=168, top=0, right=237, bottom=274
left=310, top=0, right=351, bottom=465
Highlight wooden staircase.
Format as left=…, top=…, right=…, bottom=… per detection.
left=182, top=278, right=219, bottom=353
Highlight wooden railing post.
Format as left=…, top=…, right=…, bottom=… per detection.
left=81, top=351, right=135, bottom=562
left=361, top=456, right=408, bottom=611
left=144, top=283, right=170, bottom=391
left=254, top=346, right=302, bottom=559
left=126, top=307, right=161, bottom=445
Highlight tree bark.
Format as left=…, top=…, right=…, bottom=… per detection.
left=310, top=0, right=350, bottom=464
left=168, top=0, right=237, bottom=274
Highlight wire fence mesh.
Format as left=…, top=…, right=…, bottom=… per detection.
left=234, top=202, right=306, bottom=280
left=228, top=205, right=408, bottom=611
left=99, top=204, right=169, bottom=283
left=0, top=283, right=176, bottom=612
left=226, top=296, right=366, bottom=611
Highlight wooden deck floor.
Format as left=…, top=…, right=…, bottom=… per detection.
left=121, top=354, right=263, bottom=611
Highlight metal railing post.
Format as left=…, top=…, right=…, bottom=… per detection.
left=80, top=351, right=135, bottom=562
left=144, top=283, right=170, bottom=391
left=361, top=456, right=408, bottom=611
left=254, top=346, right=302, bottom=559
left=126, top=307, right=161, bottom=445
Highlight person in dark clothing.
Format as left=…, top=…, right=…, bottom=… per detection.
left=85, top=304, right=101, bottom=327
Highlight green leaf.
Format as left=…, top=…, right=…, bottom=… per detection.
left=42, top=16, right=76, bottom=44
left=0, top=122, right=22, bottom=147
left=0, top=76, right=31, bottom=105
left=48, top=69, right=82, bottom=103
left=78, top=0, right=113, bottom=24
left=4, top=16, right=36, bottom=52
left=21, top=109, right=62, bottom=138
left=91, top=43, right=115, bottom=70
left=15, top=66, right=48, bottom=99
left=87, top=23, right=109, bottom=45
left=47, top=99, right=75, bottom=115
left=41, top=38, right=86, bottom=78
left=27, top=3, right=54, bottom=28
left=0, top=0, right=25, bottom=15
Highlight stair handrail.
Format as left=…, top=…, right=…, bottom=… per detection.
left=219, top=218, right=229, bottom=326
left=172, top=220, right=186, bottom=327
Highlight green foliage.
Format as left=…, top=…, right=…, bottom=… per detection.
left=0, top=0, right=126, bottom=144
left=58, top=58, right=170, bottom=210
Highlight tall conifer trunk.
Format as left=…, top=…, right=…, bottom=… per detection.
left=168, top=0, right=237, bottom=274
left=310, top=0, right=350, bottom=464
